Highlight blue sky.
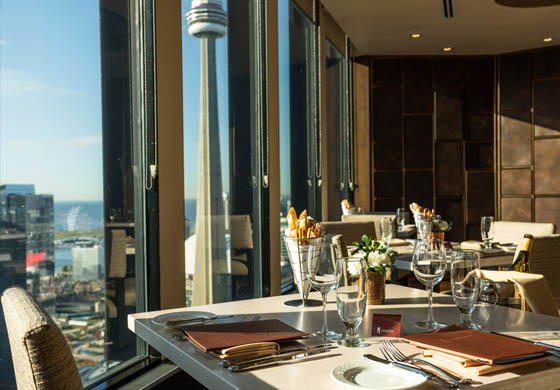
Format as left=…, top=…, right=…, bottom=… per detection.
left=0, top=0, right=289, bottom=202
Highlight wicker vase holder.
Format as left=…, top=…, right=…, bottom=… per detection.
left=366, top=271, right=386, bottom=305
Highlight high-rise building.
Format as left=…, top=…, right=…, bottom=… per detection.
left=72, top=244, right=104, bottom=282
left=0, top=184, right=55, bottom=388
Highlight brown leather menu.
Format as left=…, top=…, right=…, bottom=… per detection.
left=403, top=325, right=548, bottom=365
left=181, top=319, right=308, bottom=352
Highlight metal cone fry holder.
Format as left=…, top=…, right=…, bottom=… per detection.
left=283, top=235, right=324, bottom=307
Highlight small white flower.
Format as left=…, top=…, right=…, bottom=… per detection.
left=347, top=260, right=363, bottom=276
left=437, top=221, right=449, bottom=230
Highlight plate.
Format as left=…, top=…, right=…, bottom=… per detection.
left=151, top=311, right=215, bottom=326
left=331, top=360, right=427, bottom=389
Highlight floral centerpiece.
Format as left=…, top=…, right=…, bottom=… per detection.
left=351, top=235, right=395, bottom=304
left=432, top=216, right=452, bottom=241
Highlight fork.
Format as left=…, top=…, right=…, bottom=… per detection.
left=380, top=340, right=471, bottom=386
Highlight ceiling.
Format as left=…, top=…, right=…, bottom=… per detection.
left=320, top=0, right=560, bottom=55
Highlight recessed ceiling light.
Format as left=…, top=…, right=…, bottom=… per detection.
left=443, top=47, right=452, bottom=52
left=544, top=37, right=553, bottom=42
left=410, top=33, right=421, bottom=39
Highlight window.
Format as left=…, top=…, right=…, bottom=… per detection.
left=0, top=1, right=152, bottom=387
left=278, top=0, right=320, bottom=292
left=182, top=0, right=268, bottom=305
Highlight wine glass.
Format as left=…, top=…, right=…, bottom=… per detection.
left=306, top=243, right=342, bottom=340
left=380, top=217, right=394, bottom=247
left=335, top=257, right=368, bottom=347
left=451, top=251, right=482, bottom=330
left=481, top=216, right=495, bottom=249
left=413, top=239, right=447, bottom=330
left=396, top=208, right=406, bottom=232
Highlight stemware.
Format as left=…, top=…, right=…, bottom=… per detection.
left=412, top=239, right=447, bottom=330
left=335, top=257, right=368, bottom=347
left=416, top=216, right=433, bottom=241
left=451, top=251, right=482, bottom=330
left=306, top=243, right=342, bottom=340
left=396, top=208, right=406, bottom=232
left=480, top=216, right=495, bottom=249
left=380, top=217, right=394, bottom=247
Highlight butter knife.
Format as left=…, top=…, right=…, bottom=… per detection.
left=220, top=343, right=332, bottom=367
left=364, top=354, right=457, bottom=389
left=165, top=314, right=233, bottom=326
left=228, top=345, right=334, bottom=372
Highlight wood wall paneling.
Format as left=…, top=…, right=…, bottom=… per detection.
left=403, top=59, right=433, bottom=113
left=353, top=59, right=371, bottom=211
left=501, top=197, right=532, bottom=222
left=435, top=142, right=464, bottom=197
left=500, top=54, right=532, bottom=111
left=436, top=86, right=463, bottom=140
left=535, top=138, right=560, bottom=194
left=500, top=113, right=532, bottom=166
left=502, top=169, right=531, bottom=195
left=437, top=198, right=464, bottom=242
left=535, top=197, right=560, bottom=231
left=465, top=114, right=493, bottom=141
left=534, top=79, right=560, bottom=137
left=467, top=171, right=494, bottom=225
left=405, top=172, right=433, bottom=209
left=404, top=116, right=432, bottom=169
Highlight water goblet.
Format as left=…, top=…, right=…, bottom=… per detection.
left=413, top=239, right=447, bottom=330
left=307, top=243, right=342, bottom=340
left=396, top=208, right=406, bottom=232
left=416, top=216, right=433, bottom=242
left=380, top=217, right=394, bottom=248
left=481, top=216, right=495, bottom=249
left=335, top=257, right=368, bottom=347
left=451, top=251, right=482, bottom=330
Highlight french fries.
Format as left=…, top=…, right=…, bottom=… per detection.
left=286, top=207, right=321, bottom=239
left=411, top=202, right=436, bottom=221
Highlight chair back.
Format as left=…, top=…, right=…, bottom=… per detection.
left=319, top=221, right=375, bottom=245
left=494, top=221, right=556, bottom=246
left=230, top=215, right=253, bottom=250
left=1, top=287, right=83, bottom=390
left=528, top=234, right=560, bottom=299
left=341, top=213, right=396, bottom=240
left=331, top=234, right=349, bottom=258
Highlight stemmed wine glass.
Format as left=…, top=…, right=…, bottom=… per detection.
left=396, top=208, right=407, bottom=232
left=413, top=239, right=447, bottom=330
left=335, top=257, right=368, bottom=347
left=380, top=217, right=394, bottom=248
left=451, top=251, right=482, bottom=330
left=306, top=243, right=342, bottom=340
left=481, top=216, right=495, bottom=249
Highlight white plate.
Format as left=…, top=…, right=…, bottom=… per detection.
left=151, top=311, right=215, bottom=326
left=331, top=360, right=427, bottom=389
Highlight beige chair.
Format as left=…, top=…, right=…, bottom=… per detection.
left=493, top=221, right=556, bottom=246
left=527, top=234, right=560, bottom=308
left=230, top=215, right=253, bottom=299
left=341, top=214, right=396, bottom=240
left=319, top=221, right=375, bottom=245
left=1, top=287, right=83, bottom=390
left=331, top=234, right=349, bottom=258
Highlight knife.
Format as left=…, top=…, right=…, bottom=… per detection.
left=363, top=354, right=457, bottom=389
left=228, top=345, right=334, bottom=372
left=165, top=314, right=233, bottom=326
left=220, top=343, right=332, bottom=367
left=490, top=331, right=560, bottom=358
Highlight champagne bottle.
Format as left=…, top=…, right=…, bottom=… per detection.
left=511, top=234, right=534, bottom=272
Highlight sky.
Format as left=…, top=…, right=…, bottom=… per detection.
left=0, top=0, right=291, bottom=202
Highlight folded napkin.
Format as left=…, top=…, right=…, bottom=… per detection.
left=460, top=240, right=485, bottom=251
left=182, top=319, right=308, bottom=352
left=403, top=325, right=548, bottom=365
left=389, top=238, right=411, bottom=247
left=420, top=349, right=547, bottom=375
left=217, top=342, right=280, bottom=360
left=477, top=270, right=559, bottom=317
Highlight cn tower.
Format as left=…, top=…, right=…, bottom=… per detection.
left=186, top=0, right=228, bottom=305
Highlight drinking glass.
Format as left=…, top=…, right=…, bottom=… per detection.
left=412, top=239, right=447, bottom=330
left=396, top=208, right=406, bottom=232
left=451, top=251, right=481, bottom=330
left=380, top=217, right=394, bottom=247
left=335, top=257, right=368, bottom=347
left=307, top=243, right=342, bottom=340
left=480, top=216, right=495, bottom=249
left=417, top=216, right=433, bottom=241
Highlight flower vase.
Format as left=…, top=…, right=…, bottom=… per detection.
left=431, top=232, right=445, bottom=241
left=366, top=272, right=385, bottom=305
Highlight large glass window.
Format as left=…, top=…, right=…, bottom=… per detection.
left=278, top=0, right=319, bottom=292
left=0, top=1, right=150, bottom=387
left=325, top=40, right=350, bottom=219
left=182, top=0, right=267, bottom=305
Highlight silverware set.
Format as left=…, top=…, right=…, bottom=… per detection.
left=378, top=340, right=471, bottom=387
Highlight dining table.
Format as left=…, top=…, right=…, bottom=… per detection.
left=391, top=242, right=515, bottom=271
left=128, top=284, right=560, bottom=389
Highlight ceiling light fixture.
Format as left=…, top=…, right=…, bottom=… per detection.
left=411, top=33, right=421, bottom=38
left=544, top=37, right=553, bottom=42
left=443, top=47, right=452, bottom=52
